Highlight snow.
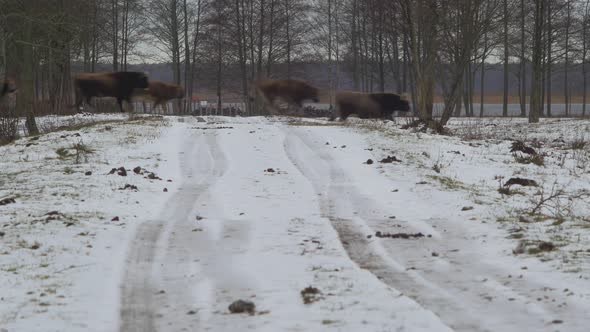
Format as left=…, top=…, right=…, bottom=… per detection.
left=1, top=116, right=183, bottom=332
left=1, top=114, right=590, bottom=331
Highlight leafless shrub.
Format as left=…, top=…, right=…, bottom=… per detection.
left=527, top=181, right=590, bottom=220
left=570, top=135, right=588, bottom=150
left=455, top=119, right=486, bottom=140
left=431, top=153, right=446, bottom=174
left=513, top=153, right=545, bottom=166
left=0, top=101, right=19, bottom=145
left=400, top=116, right=420, bottom=130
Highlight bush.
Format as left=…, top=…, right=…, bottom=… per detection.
left=0, top=101, right=19, bottom=145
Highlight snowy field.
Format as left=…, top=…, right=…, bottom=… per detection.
left=1, top=114, right=590, bottom=331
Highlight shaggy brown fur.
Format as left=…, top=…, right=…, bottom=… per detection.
left=332, top=91, right=410, bottom=121
left=73, top=72, right=149, bottom=112
left=250, top=79, right=320, bottom=114
left=133, top=80, right=184, bottom=112
left=1, top=79, right=17, bottom=99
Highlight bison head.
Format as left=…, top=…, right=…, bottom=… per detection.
left=309, top=89, right=320, bottom=103
left=398, top=99, right=410, bottom=112
left=177, top=87, right=185, bottom=99
left=137, top=73, right=149, bottom=89
left=1, top=79, right=17, bottom=96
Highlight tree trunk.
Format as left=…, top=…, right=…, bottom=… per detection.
left=529, top=0, right=545, bottom=124
left=216, top=16, right=222, bottom=114
left=183, top=0, right=191, bottom=114
left=285, top=0, right=291, bottom=79
left=19, top=17, right=38, bottom=135
left=546, top=1, right=552, bottom=117
left=520, top=0, right=526, bottom=117
left=584, top=1, right=590, bottom=117
left=112, top=0, right=118, bottom=71
left=168, top=0, right=181, bottom=114
left=378, top=4, right=385, bottom=93
left=351, top=0, right=359, bottom=90
left=480, top=33, right=487, bottom=117
left=191, top=0, right=203, bottom=113
left=503, top=0, right=509, bottom=117
left=564, top=0, right=570, bottom=117
left=328, top=0, right=333, bottom=105
left=235, top=0, right=249, bottom=114
left=266, top=0, right=275, bottom=77
left=256, top=0, right=265, bottom=79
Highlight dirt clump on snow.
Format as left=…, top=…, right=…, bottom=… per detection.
left=109, top=167, right=127, bottom=176
left=510, top=141, right=538, bottom=155
left=0, top=197, right=16, bottom=206
left=228, top=299, right=256, bottom=314
left=301, top=286, right=322, bottom=304
left=375, top=231, right=426, bottom=239
left=146, top=172, right=162, bottom=180
left=119, top=184, right=138, bottom=191
left=504, top=177, right=538, bottom=187
left=513, top=240, right=556, bottom=255
left=379, top=156, right=402, bottom=163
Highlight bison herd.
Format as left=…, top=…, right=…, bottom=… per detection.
left=250, top=78, right=410, bottom=121
left=73, top=71, right=184, bottom=113
left=2, top=71, right=411, bottom=120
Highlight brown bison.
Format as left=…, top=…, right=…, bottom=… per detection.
left=73, top=71, right=149, bottom=112
left=250, top=79, right=320, bottom=114
left=132, top=80, right=184, bottom=113
left=331, top=92, right=410, bottom=121
left=1, top=79, right=17, bottom=99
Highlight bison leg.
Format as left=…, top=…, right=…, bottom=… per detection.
left=125, top=99, right=135, bottom=114
left=74, top=95, right=83, bottom=111
left=153, top=100, right=162, bottom=114
left=117, top=98, right=126, bottom=113
left=339, top=111, right=350, bottom=121
left=74, top=91, right=88, bottom=112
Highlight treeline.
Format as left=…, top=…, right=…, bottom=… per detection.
left=1, top=0, right=589, bottom=127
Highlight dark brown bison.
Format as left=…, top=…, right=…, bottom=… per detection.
left=132, top=80, right=184, bottom=113
left=73, top=71, right=149, bottom=112
left=250, top=79, right=320, bottom=114
left=1, top=79, right=17, bottom=99
left=332, top=92, right=410, bottom=121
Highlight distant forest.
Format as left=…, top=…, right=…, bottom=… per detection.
left=114, top=61, right=590, bottom=103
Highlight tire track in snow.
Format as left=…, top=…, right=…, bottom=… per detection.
left=119, top=131, right=227, bottom=332
left=283, top=125, right=585, bottom=332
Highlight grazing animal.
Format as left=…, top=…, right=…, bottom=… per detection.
left=132, top=80, right=185, bottom=113
left=332, top=91, right=410, bottom=121
left=73, top=71, right=149, bottom=112
left=1, top=79, right=17, bottom=99
left=249, top=79, right=320, bottom=114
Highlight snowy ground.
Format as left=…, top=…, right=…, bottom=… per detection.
left=1, top=114, right=590, bottom=332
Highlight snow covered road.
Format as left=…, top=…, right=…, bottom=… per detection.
left=2, top=115, right=590, bottom=331
left=119, top=118, right=450, bottom=331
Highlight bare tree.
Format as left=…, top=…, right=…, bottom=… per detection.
left=398, top=0, right=438, bottom=125
left=530, top=0, right=546, bottom=123
left=583, top=0, right=590, bottom=116
left=503, top=0, right=509, bottom=117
